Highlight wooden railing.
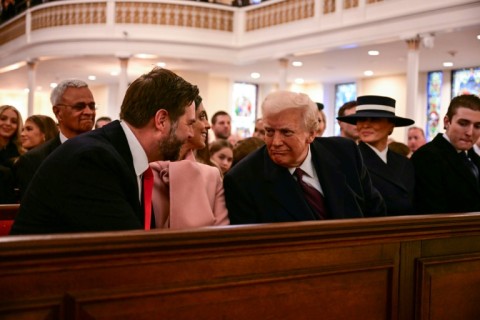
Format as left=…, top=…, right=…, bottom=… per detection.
left=1, top=212, right=480, bottom=319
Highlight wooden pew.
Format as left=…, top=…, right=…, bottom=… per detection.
left=1, top=213, right=480, bottom=319
left=0, top=204, right=19, bottom=236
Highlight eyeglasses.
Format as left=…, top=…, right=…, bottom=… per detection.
left=56, top=102, right=97, bottom=111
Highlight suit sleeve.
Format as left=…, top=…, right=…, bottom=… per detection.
left=58, top=147, right=142, bottom=231
left=410, top=151, right=447, bottom=214
left=223, top=172, right=259, bottom=224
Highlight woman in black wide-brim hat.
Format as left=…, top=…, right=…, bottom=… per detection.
left=337, top=95, right=416, bottom=216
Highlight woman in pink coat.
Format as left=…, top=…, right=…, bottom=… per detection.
left=150, top=96, right=229, bottom=229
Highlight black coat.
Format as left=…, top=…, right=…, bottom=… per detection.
left=411, top=134, right=480, bottom=214
left=10, top=121, right=143, bottom=234
left=224, top=137, right=386, bottom=224
left=14, top=135, right=62, bottom=199
left=358, top=142, right=415, bottom=216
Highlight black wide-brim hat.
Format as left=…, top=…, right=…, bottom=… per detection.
left=336, top=95, right=414, bottom=127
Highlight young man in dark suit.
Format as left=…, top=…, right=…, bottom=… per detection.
left=411, top=94, right=480, bottom=214
left=14, top=79, right=96, bottom=199
left=223, top=90, right=386, bottom=224
left=10, top=68, right=199, bottom=234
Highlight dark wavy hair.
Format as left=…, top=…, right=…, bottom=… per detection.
left=120, top=67, right=199, bottom=128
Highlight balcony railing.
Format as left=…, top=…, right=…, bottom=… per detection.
left=1, top=0, right=390, bottom=46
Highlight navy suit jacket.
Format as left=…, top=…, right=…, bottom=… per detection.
left=358, top=142, right=415, bottom=215
left=411, top=133, right=480, bottom=214
left=14, top=135, right=62, bottom=199
left=224, top=137, right=386, bottom=224
left=10, top=121, right=143, bottom=234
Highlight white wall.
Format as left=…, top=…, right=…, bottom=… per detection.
left=1, top=70, right=458, bottom=143
left=359, top=74, right=408, bottom=143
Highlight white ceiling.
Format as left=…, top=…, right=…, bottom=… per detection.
left=1, top=24, right=479, bottom=92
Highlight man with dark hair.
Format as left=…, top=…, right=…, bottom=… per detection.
left=337, top=101, right=359, bottom=141
left=11, top=68, right=199, bottom=234
left=211, top=110, right=232, bottom=140
left=14, top=79, right=96, bottom=199
left=411, top=94, right=480, bottom=214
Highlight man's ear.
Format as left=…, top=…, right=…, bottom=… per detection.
left=52, top=106, right=61, bottom=121
left=443, top=115, right=450, bottom=130
left=154, top=109, right=169, bottom=131
left=307, top=131, right=316, bottom=144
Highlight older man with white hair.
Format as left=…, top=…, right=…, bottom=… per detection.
left=223, top=90, right=386, bottom=224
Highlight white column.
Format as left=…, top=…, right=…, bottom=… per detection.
left=27, top=59, right=37, bottom=116
left=117, top=54, right=130, bottom=109
left=278, top=58, right=289, bottom=90
left=405, top=37, right=420, bottom=122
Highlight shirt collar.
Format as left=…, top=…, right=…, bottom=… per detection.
left=288, top=145, right=315, bottom=177
left=59, top=131, right=68, bottom=144
left=120, top=120, right=149, bottom=176
left=365, top=143, right=388, bottom=163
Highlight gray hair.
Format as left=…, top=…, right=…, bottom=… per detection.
left=50, top=79, right=89, bottom=105
left=261, top=90, right=319, bottom=132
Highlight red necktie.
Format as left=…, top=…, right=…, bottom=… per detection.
left=294, top=168, right=327, bottom=219
left=142, top=167, right=154, bottom=230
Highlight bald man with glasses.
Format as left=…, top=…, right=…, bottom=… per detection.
left=14, top=79, right=96, bottom=199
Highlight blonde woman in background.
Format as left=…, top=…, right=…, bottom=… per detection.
left=0, top=105, right=23, bottom=203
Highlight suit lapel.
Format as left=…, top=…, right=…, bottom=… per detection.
left=263, top=149, right=316, bottom=221
left=435, top=135, right=480, bottom=191
left=309, top=141, right=348, bottom=218
left=358, top=142, right=408, bottom=192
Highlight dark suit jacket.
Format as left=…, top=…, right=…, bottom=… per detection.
left=358, top=142, right=415, bottom=216
left=411, top=133, right=480, bottom=214
left=10, top=121, right=143, bottom=234
left=13, top=135, right=62, bottom=199
left=224, top=137, right=386, bottom=224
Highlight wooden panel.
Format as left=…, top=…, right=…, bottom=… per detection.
left=2, top=213, right=480, bottom=319
left=416, top=253, right=480, bottom=320
left=68, top=268, right=393, bottom=320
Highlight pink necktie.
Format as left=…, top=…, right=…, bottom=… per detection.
left=294, top=168, right=327, bottom=219
left=143, top=167, right=154, bottom=230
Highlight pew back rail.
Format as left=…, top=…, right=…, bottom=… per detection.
left=1, top=213, right=480, bottom=319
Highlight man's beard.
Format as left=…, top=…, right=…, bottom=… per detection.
left=160, top=124, right=184, bottom=161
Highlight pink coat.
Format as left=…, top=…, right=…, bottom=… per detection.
left=150, top=160, right=229, bottom=229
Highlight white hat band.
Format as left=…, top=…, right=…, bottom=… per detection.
left=356, top=104, right=395, bottom=113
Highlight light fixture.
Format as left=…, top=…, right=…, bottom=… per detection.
left=250, top=72, right=260, bottom=79
left=368, top=50, right=379, bottom=56
left=364, top=70, right=374, bottom=76
left=443, top=62, right=454, bottom=67
left=135, top=53, right=157, bottom=59
left=292, top=61, right=303, bottom=67
left=88, top=75, right=96, bottom=81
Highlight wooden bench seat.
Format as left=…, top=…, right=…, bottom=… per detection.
left=1, top=213, right=480, bottom=319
